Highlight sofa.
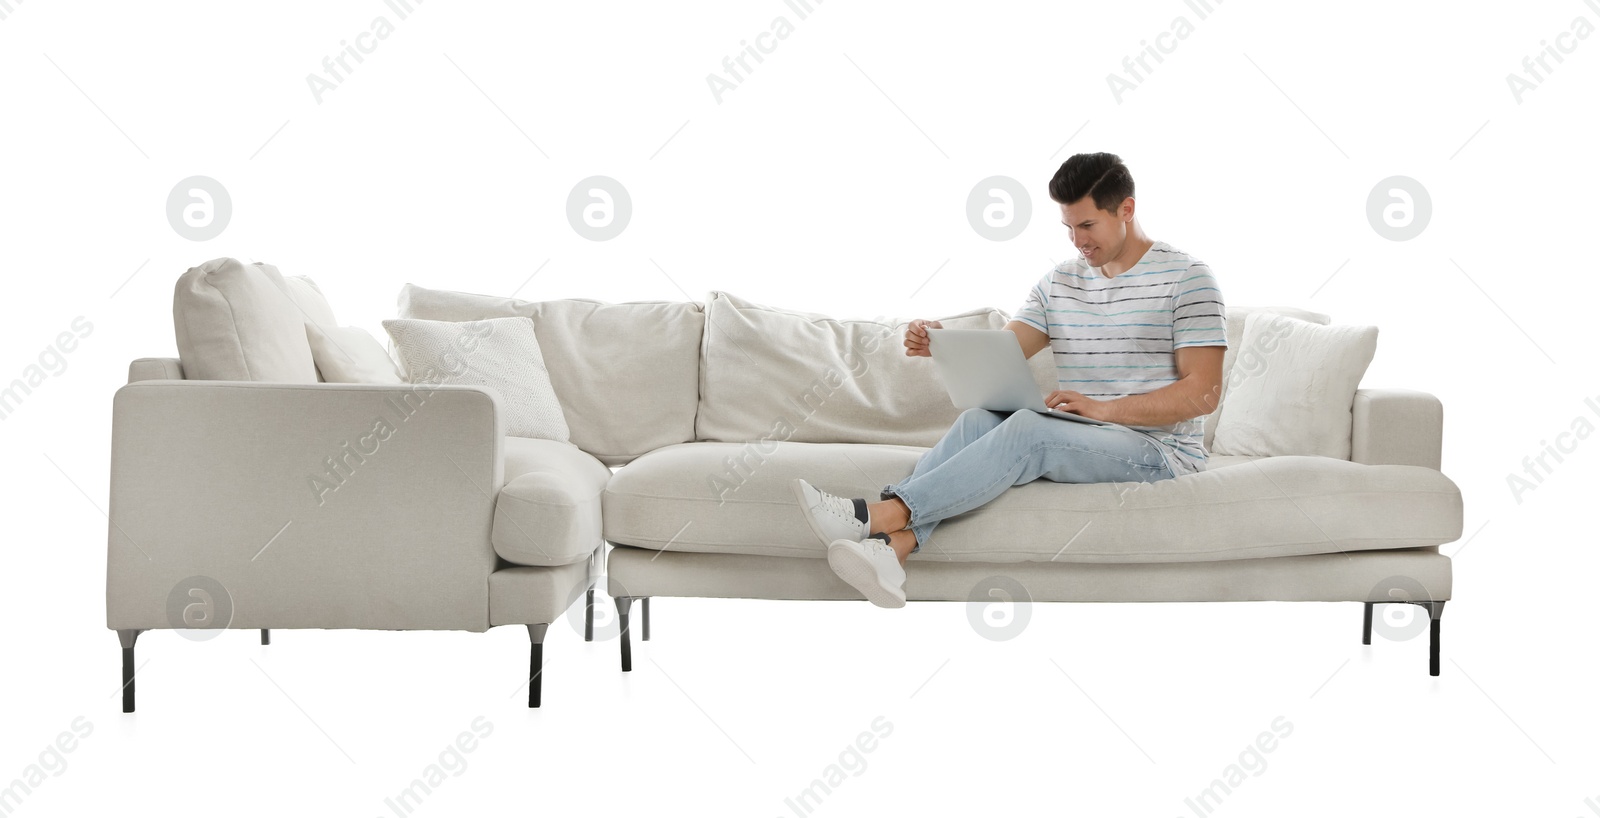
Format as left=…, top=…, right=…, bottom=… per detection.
left=106, top=262, right=1463, bottom=716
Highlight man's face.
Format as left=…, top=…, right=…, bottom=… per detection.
left=1060, top=196, right=1131, bottom=267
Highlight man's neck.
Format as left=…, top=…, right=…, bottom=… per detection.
left=1100, top=225, right=1153, bottom=278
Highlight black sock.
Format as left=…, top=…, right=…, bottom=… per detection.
left=868, top=532, right=891, bottom=544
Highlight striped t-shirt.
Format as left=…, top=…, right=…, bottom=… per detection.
left=1012, top=240, right=1227, bottom=476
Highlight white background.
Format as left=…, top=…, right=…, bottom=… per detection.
left=2, top=0, right=1597, bottom=815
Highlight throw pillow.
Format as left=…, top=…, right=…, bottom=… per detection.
left=382, top=316, right=570, bottom=442
left=281, top=275, right=339, bottom=333
left=1202, top=305, right=1331, bottom=451
left=305, top=324, right=404, bottom=384
left=282, top=275, right=340, bottom=382
left=172, top=257, right=319, bottom=382
left=1212, top=312, right=1378, bottom=459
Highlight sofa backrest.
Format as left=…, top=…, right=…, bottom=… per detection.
left=388, top=284, right=1333, bottom=459
left=695, top=293, right=1329, bottom=452
left=397, top=283, right=703, bottom=466
left=694, top=291, right=1057, bottom=448
left=172, top=257, right=339, bottom=382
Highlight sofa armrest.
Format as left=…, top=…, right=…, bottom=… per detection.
left=128, top=357, right=184, bottom=382
left=1350, top=388, right=1443, bottom=469
left=107, top=380, right=505, bottom=632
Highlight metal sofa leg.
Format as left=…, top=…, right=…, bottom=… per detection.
left=616, top=596, right=634, bottom=672
left=526, top=624, right=549, bottom=708
left=117, top=629, right=141, bottom=713
left=261, top=629, right=271, bottom=646
left=1424, top=601, right=1445, bottom=677
left=584, top=589, right=595, bottom=642
left=1361, top=600, right=1445, bottom=675
left=585, top=544, right=603, bottom=643
left=641, top=597, right=650, bottom=642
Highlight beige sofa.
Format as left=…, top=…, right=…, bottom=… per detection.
left=106, top=269, right=1462, bottom=716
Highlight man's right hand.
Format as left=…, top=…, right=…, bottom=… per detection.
left=904, top=319, right=942, bottom=357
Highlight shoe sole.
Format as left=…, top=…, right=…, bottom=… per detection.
left=791, top=477, right=849, bottom=549
left=827, top=540, right=907, bottom=609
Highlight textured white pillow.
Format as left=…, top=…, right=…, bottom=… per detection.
left=306, top=324, right=403, bottom=384
left=1212, top=312, right=1378, bottom=459
left=382, top=316, right=569, bottom=442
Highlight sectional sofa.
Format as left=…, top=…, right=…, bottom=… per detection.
left=105, top=260, right=1463, bottom=713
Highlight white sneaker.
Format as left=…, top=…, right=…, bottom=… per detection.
left=791, top=478, right=869, bottom=548
left=827, top=536, right=907, bottom=609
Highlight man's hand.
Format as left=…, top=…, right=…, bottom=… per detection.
left=904, top=319, right=942, bottom=357
left=1045, top=390, right=1116, bottom=423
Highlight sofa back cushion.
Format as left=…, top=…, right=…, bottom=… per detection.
left=696, top=291, right=1057, bottom=448
left=397, top=283, right=702, bottom=465
left=1205, top=305, right=1331, bottom=451
left=173, top=257, right=329, bottom=382
left=1212, top=312, right=1377, bottom=459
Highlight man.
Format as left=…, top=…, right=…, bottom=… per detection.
left=791, top=152, right=1228, bottom=608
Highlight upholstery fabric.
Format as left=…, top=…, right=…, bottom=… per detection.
left=306, top=324, right=404, bottom=384
left=1214, top=313, right=1378, bottom=459
left=128, top=357, right=184, bottom=382
left=106, top=380, right=504, bottom=631
left=172, top=257, right=320, bottom=382
left=281, top=275, right=339, bottom=332
left=601, top=441, right=1462, bottom=563
left=1205, top=305, right=1331, bottom=450
left=1351, top=388, right=1444, bottom=469
left=493, top=437, right=612, bottom=567
left=489, top=561, right=594, bottom=627
left=608, top=545, right=1453, bottom=603
left=384, top=316, right=569, bottom=442
left=396, top=283, right=702, bottom=465
left=282, top=274, right=340, bottom=382
left=695, top=291, right=1057, bottom=448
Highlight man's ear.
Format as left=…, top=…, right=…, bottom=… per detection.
left=1119, top=196, right=1136, bottom=222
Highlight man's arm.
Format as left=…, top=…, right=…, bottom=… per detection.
left=1006, top=320, right=1051, bottom=358
left=1099, top=345, right=1224, bottom=427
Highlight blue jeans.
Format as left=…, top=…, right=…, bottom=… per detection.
left=880, top=408, right=1178, bottom=553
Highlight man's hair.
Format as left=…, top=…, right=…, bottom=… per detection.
left=1049, top=152, right=1135, bottom=212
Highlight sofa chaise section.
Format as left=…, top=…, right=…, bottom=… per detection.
left=108, top=262, right=613, bottom=712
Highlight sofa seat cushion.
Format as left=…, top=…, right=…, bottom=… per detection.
left=602, top=441, right=1463, bottom=563
left=493, top=437, right=611, bottom=567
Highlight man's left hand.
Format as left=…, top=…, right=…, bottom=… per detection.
left=1045, top=390, right=1116, bottom=423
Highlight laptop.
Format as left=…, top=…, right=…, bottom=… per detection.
left=925, top=328, right=1118, bottom=427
